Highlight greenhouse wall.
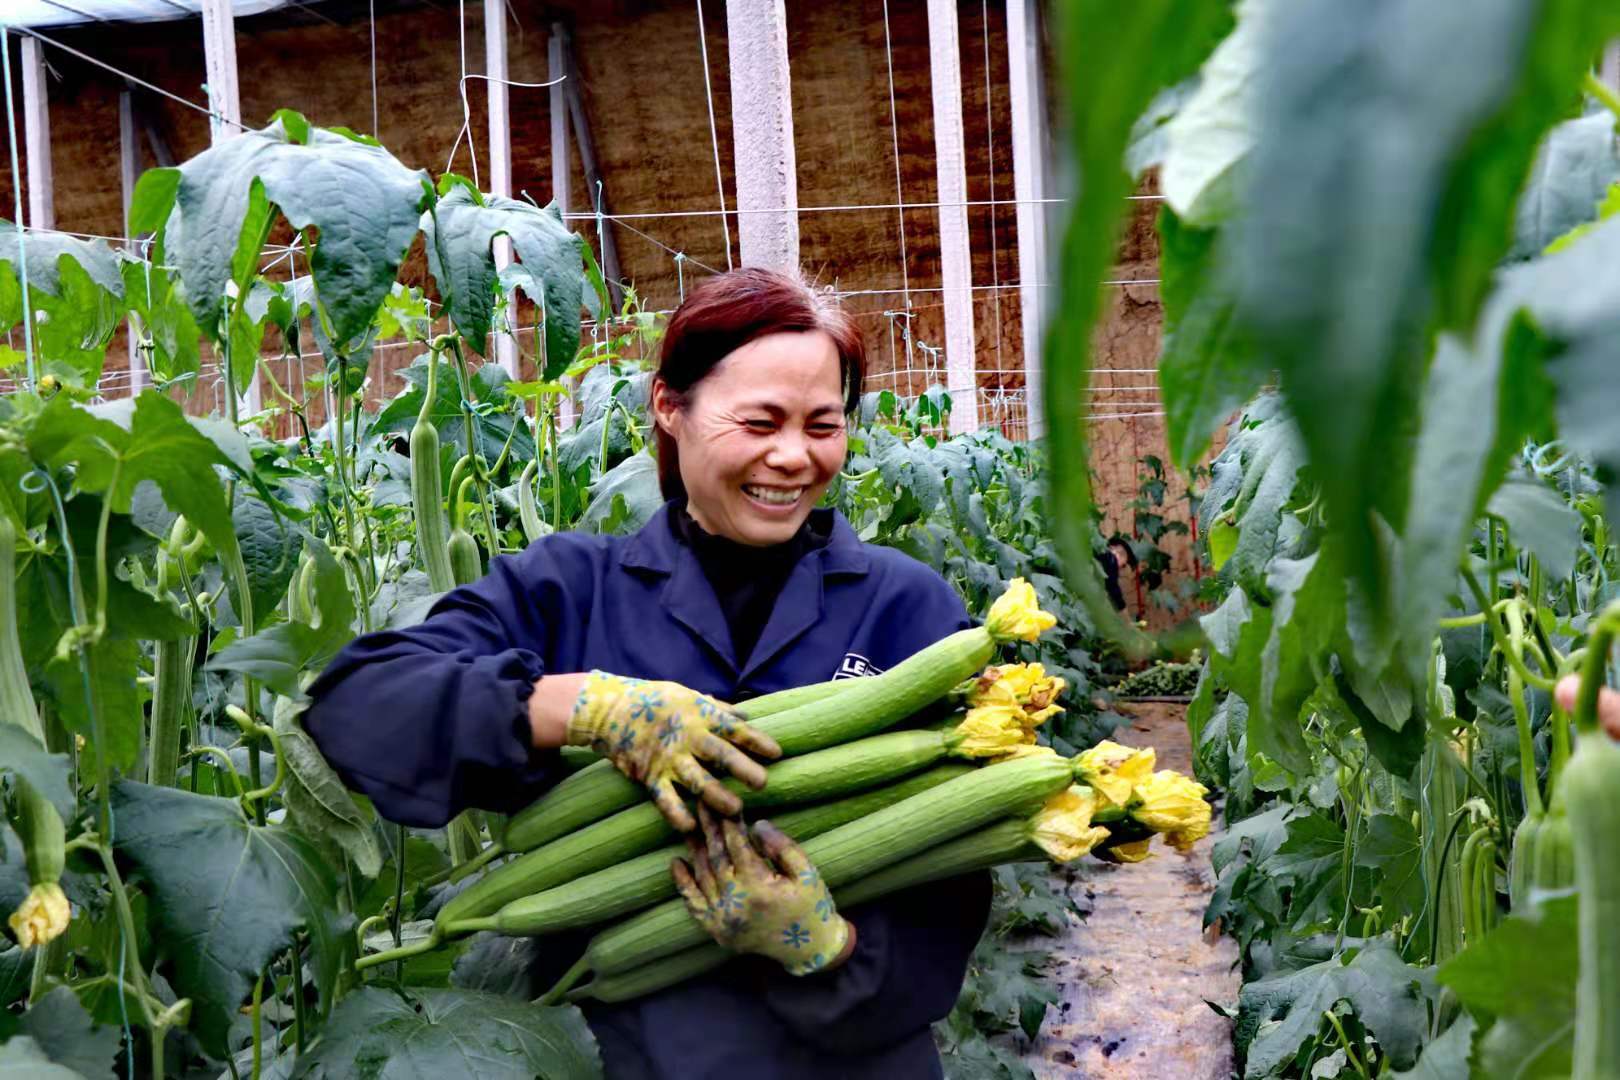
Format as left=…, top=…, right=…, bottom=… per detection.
left=1, top=0, right=1208, bottom=623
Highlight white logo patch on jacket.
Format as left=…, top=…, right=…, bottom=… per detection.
left=834, top=653, right=884, bottom=679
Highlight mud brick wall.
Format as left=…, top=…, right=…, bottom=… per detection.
left=1, top=0, right=1219, bottom=616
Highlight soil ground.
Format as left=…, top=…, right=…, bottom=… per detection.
left=1024, top=702, right=1239, bottom=1078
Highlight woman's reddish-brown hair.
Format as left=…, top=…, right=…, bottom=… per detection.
left=652, top=267, right=866, bottom=500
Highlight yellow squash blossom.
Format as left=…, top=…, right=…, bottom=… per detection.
left=1096, top=838, right=1154, bottom=864
left=964, top=663, right=1066, bottom=731
left=984, top=578, right=1057, bottom=642
left=949, top=705, right=1028, bottom=758
left=1130, top=769, right=1213, bottom=836
left=1029, top=785, right=1112, bottom=863
left=1018, top=701, right=1064, bottom=732
left=9, top=882, right=70, bottom=948
left=1165, top=818, right=1213, bottom=853
left=1075, top=740, right=1157, bottom=809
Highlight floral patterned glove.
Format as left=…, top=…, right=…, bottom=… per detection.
left=566, top=671, right=782, bottom=831
left=671, top=804, right=853, bottom=976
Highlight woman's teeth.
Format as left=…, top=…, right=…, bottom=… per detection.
left=742, top=485, right=803, bottom=506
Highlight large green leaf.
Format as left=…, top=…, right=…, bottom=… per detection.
left=1124, top=79, right=1196, bottom=178
left=1390, top=1015, right=1476, bottom=1080
left=1229, top=0, right=1619, bottom=625
left=119, top=258, right=201, bottom=386
left=109, top=780, right=351, bottom=1058
left=24, top=392, right=243, bottom=581
left=1487, top=477, right=1581, bottom=580
left=0, top=827, right=24, bottom=926
left=234, top=491, right=300, bottom=620
left=1510, top=111, right=1620, bottom=260
left=869, top=428, right=945, bottom=531
left=0, top=224, right=128, bottom=385
left=0, top=1038, right=86, bottom=1079
left=1155, top=208, right=1266, bottom=469
left=1263, top=811, right=1346, bottom=930
left=1395, top=331, right=1554, bottom=685
left=1485, top=214, right=1620, bottom=528
left=43, top=636, right=143, bottom=773
left=1320, top=672, right=1426, bottom=779
left=0, top=952, right=26, bottom=1015
left=1211, top=802, right=1295, bottom=880
left=132, top=113, right=429, bottom=347
left=289, top=987, right=601, bottom=1079
left=1157, top=0, right=1271, bottom=227
left=1257, top=550, right=1338, bottom=774
left=1202, top=586, right=1317, bottom=774
left=0, top=727, right=74, bottom=821
left=1355, top=813, right=1428, bottom=955
left=422, top=184, right=587, bottom=377
left=1438, top=892, right=1576, bottom=1079
left=15, top=986, right=119, bottom=1080
left=1237, top=939, right=1428, bottom=1074
left=271, top=697, right=383, bottom=878
left=14, top=524, right=194, bottom=717
left=1201, top=398, right=1306, bottom=596
left=0, top=221, right=123, bottom=302
left=207, top=534, right=356, bottom=699
left=579, top=451, right=662, bottom=535
left=1043, top=1, right=1230, bottom=658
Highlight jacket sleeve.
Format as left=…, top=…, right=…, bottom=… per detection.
left=303, top=539, right=589, bottom=828
left=761, top=561, right=989, bottom=1053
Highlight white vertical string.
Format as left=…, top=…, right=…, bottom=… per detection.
left=880, top=0, right=911, bottom=315
left=369, top=0, right=379, bottom=137
left=0, top=29, right=37, bottom=385
left=459, top=0, right=479, bottom=186
left=694, top=0, right=733, bottom=270
left=981, top=0, right=1002, bottom=376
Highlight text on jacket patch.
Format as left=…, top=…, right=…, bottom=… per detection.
left=834, top=653, right=884, bottom=679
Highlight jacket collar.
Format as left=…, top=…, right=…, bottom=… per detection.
left=618, top=500, right=869, bottom=679
left=618, top=501, right=870, bottom=578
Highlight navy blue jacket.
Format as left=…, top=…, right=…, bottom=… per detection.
left=306, top=502, right=992, bottom=1079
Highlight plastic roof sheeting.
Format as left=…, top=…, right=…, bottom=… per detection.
left=5, top=1, right=295, bottom=30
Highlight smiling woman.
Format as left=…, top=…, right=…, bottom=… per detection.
left=647, top=268, right=866, bottom=547
left=302, top=264, right=997, bottom=1078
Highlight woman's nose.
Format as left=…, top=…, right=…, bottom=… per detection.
left=764, top=430, right=811, bottom=472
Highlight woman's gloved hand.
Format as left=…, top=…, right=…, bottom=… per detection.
left=566, top=671, right=782, bottom=830
left=671, top=804, right=854, bottom=976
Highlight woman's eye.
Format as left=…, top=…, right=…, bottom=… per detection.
left=810, top=424, right=843, bottom=436
left=745, top=419, right=776, bottom=431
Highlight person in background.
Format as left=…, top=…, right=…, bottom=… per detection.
left=1097, top=537, right=1137, bottom=613
left=304, top=267, right=990, bottom=1079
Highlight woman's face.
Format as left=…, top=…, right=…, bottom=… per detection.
left=652, top=330, right=848, bottom=547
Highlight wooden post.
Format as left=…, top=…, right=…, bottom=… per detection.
left=485, top=0, right=519, bottom=378
left=120, top=89, right=147, bottom=394
left=549, top=28, right=570, bottom=219
left=20, top=36, right=53, bottom=232
left=201, top=0, right=259, bottom=414
left=724, top=0, right=799, bottom=269
left=1006, top=0, right=1049, bottom=439
left=926, top=0, right=979, bottom=434
left=549, top=26, right=576, bottom=428
left=200, top=0, right=242, bottom=143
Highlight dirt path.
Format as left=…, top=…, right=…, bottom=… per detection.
left=1025, top=702, right=1239, bottom=1078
